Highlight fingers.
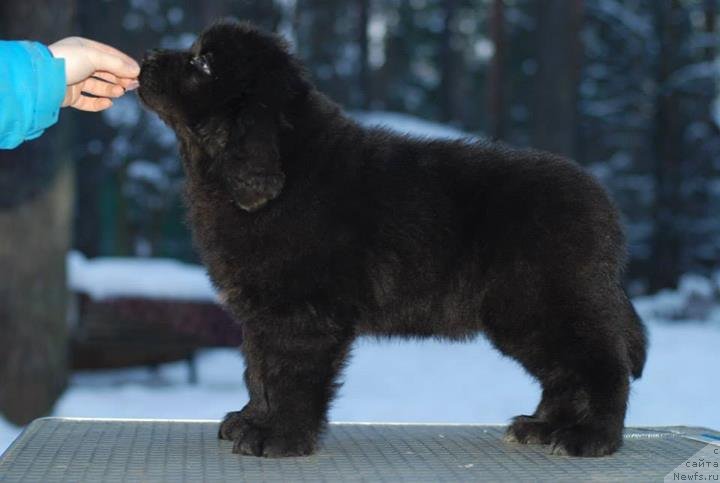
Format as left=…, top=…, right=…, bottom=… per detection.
left=92, top=72, right=138, bottom=93
left=92, top=71, right=118, bottom=84
left=80, top=77, right=125, bottom=98
left=65, top=77, right=124, bottom=112
left=64, top=73, right=136, bottom=112
left=94, top=72, right=139, bottom=91
left=71, top=95, right=113, bottom=112
left=119, top=77, right=140, bottom=91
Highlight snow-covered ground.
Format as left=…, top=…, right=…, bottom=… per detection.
left=1, top=315, right=718, bottom=455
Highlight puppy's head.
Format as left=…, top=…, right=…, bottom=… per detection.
left=138, top=20, right=309, bottom=211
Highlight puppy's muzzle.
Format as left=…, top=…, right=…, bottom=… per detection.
left=138, top=49, right=172, bottom=87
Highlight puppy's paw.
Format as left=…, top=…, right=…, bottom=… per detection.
left=235, top=428, right=316, bottom=458
left=218, top=411, right=317, bottom=457
left=549, top=424, right=622, bottom=457
left=218, top=410, right=250, bottom=441
left=504, top=415, right=551, bottom=445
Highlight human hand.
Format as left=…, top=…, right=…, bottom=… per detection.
left=48, top=37, right=140, bottom=112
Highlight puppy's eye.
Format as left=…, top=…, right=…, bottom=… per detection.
left=190, top=53, right=213, bottom=76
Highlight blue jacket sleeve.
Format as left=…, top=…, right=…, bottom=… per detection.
left=0, top=41, right=66, bottom=149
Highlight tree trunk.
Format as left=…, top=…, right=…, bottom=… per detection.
left=531, top=0, right=584, bottom=158
left=0, top=0, right=76, bottom=425
left=439, top=0, right=458, bottom=122
left=649, top=0, right=685, bottom=291
left=487, top=0, right=506, bottom=140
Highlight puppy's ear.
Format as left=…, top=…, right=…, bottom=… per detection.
left=222, top=107, right=285, bottom=212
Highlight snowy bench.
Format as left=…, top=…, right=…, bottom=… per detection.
left=68, top=252, right=242, bottom=372
left=1, top=418, right=718, bottom=481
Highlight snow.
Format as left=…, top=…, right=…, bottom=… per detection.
left=473, top=39, right=494, bottom=61
left=633, top=273, right=720, bottom=322
left=2, top=317, right=718, bottom=456
left=368, top=14, right=387, bottom=68
left=67, top=251, right=217, bottom=302
left=351, top=111, right=473, bottom=140
left=665, top=60, right=718, bottom=91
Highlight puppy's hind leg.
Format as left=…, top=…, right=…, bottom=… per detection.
left=490, top=281, right=633, bottom=457
left=219, top=319, right=354, bottom=457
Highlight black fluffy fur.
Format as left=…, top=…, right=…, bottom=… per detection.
left=138, top=20, right=647, bottom=458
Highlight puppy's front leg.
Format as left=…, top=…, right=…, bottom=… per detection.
left=219, top=322, right=353, bottom=457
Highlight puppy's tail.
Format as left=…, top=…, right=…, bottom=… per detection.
left=621, top=288, right=647, bottom=380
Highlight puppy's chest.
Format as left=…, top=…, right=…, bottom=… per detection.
left=186, top=184, right=286, bottom=269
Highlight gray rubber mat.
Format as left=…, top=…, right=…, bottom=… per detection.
left=0, top=418, right=718, bottom=482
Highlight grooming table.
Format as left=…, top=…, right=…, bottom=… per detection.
left=1, top=419, right=718, bottom=482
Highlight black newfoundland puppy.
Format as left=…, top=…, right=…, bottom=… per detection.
left=138, top=20, right=647, bottom=458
